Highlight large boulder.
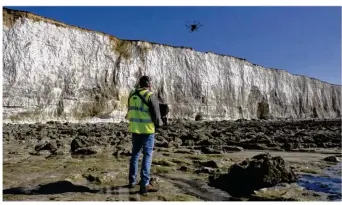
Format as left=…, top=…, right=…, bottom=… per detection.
left=209, top=153, right=297, bottom=197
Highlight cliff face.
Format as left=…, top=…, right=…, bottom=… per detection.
left=3, top=8, right=341, bottom=122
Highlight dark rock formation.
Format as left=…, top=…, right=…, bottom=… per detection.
left=323, top=156, right=340, bottom=162
left=70, top=137, right=98, bottom=155
left=34, top=141, right=57, bottom=155
left=209, top=153, right=297, bottom=197
left=195, top=112, right=204, bottom=121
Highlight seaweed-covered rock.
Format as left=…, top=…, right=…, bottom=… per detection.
left=209, top=153, right=297, bottom=197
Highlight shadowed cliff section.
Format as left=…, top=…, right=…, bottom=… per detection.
left=2, top=7, right=341, bottom=122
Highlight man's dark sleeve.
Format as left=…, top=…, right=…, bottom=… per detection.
left=148, top=94, right=163, bottom=127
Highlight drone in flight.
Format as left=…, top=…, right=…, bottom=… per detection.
left=185, top=21, right=203, bottom=32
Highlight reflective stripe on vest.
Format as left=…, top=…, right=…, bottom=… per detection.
left=127, top=89, right=155, bottom=134
left=128, top=106, right=149, bottom=112
left=129, top=118, right=153, bottom=123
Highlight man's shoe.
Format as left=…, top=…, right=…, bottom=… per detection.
left=128, top=184, right=136, bottom=189
left=140, top=184, right=158, bottom=195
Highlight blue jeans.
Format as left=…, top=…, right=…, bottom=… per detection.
left=129, top=133, right=154, bottom=187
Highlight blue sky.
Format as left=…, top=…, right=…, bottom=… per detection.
left=6, top=6, right=341, bottom=85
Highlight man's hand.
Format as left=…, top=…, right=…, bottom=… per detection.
left=158, top=118, right=163, bottom=127
left=155, top=126, right=164, bottom=133
left=155, top=122, right=168, bottom=132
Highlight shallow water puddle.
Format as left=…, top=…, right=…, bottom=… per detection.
left=298, top=162, right=341, bottom=200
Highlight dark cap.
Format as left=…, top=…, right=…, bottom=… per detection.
left=139, top=76, right=152, bottom=88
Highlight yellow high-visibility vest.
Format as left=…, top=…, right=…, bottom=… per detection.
left=127, top=88, right=155, bottom=134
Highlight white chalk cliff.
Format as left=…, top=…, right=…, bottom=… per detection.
left=3, top=8, right=341, bottom=122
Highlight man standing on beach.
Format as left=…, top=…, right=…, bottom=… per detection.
left=126, top=76, right=163, bottom=195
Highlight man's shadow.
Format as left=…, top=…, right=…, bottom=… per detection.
left=3, top=180, right=139, bottom=195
